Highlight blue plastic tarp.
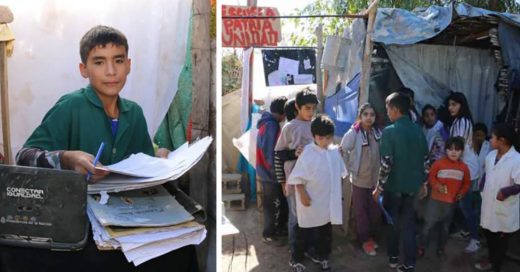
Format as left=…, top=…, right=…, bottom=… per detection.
left=324, top=73, right=360, bottom=137
left=373, top=3, right=520, bottom=45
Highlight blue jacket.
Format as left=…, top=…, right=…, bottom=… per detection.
left=256, top=112, right=280, bottom=183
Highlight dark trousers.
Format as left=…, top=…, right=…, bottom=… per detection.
left=483, top=228, right=513, bottom=272
left=292, top=223, right=332, bottom=263
left=457, top=186, right=479, bottom=240
left=419, top=198, right=455, bottom=252
left=262, top=182, right=288, bottom=237
left=352, top=185, right=381, bottom=243
left=383, top=191, right=417, bottom=267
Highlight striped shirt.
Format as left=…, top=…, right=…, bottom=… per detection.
left=449, top=117, right=480, bottom=180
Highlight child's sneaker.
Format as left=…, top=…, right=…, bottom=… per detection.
left=450, top=230, right=470, bottom=240
left=474, top=258, right=492, bottom=271
left=303, top=251, right=321, bottom=264
left=368, top=237, right=379, bottom=249
left=290, top=262, right=306, bottom=272
left=261, top=236, right=285, bottom=247
left=362, top=241, right=376, bottom=256
left=464, top=239, right=480, bottom=253
left=320, top=259, right=331, bottom=271
left=389, top=256, right=399, bottom=268
left=396, top=264, right=415, bottom=272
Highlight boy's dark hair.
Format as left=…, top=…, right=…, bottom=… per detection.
left=270, top=96, right=288, bottom=115
left=445, top=136, right=465, bottom=151
left=446, top=91, right=473, bottom=124
left=399, top=86, right=415, bottom=100
left=311, top=114, right=335, bottom=136
left=284, top=99, right=297, bottom=121
left=474, top=122, right=488, bottom=136
left=492, top=123, right=516, bottom=147
left=80, top=25, right=129, bottom=63
left=421, top=104, right=436, bottom=116
left=385, top=92, right=410, bottom=115
left=295, top=87, right=319, bottom=109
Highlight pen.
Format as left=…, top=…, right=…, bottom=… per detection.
left=87, top=142, right=105, bottom=181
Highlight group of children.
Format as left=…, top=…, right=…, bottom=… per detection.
left=256, top=88, right=520, bottom=272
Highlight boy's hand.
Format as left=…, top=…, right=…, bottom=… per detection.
left=280, top=182, right=287, bottom=196
left=284, top=183, right=293, bottom=196
left=372, top=187, right=382, bottom=203
left=455, top=193, right=463, bottom=200
left=300, top=190, right=311, bottom=207
left=61, top=151, right=110, bottom=182
left=155, top=148, right=170, bottom=159
left=437, top=184, right=448, bottom=194
left=496, top=191, right=506, bottom=201
left=295, top=146, right=304, bottom=157
left=418, top=183, right=428, bottom=199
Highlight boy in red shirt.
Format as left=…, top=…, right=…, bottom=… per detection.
left=418, top=136, right=471, bottom=259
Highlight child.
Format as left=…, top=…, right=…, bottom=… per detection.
left=446, top=92, right=481, bottom=253
left=272, top=98, right=300, bottom=181
left=399, top=87, right=421, bottom=125
left=288, top=114, right=346, bottom=271
left=285, top=98, right=297, bottom=122
left=340, top=103, right=382, bottom=256
left=418, top=137, right=471, bottom=259
left=256, top=96, right=288, bottom=245
left=11, top=26, right=187, bottom=272
left=273, top=88, right=318, bottom=270
left=422, top=104, right=448, bottom=163
left=475, top=124, right=520, bottom=272
left=473, top=122, right=492, bottom=177
left=373, top=92, right=428, bottom=272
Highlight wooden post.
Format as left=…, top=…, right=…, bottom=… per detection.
left=190, top=0, right=213, bottom=270
left=0, top=40, right=12, bottom=164
left=315, top=23, right=324, bottom=112
left=359, top=0, right=378, bottom=104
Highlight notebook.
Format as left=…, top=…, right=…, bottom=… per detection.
left=0, top=165, right=88, bottom=251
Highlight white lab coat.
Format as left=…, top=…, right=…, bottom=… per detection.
left=288, top=143, right=346, bottom=228
left=480, top=147, right=520, bottom=233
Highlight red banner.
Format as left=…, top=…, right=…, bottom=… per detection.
left=222, top=5, right=281, bottom=48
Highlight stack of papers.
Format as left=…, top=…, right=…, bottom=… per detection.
left=88, top=136, right=213, bottom=194
left=87, top=185, right=207, bottom=266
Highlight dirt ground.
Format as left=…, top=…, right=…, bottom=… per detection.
left=222, top=204, right=520, bottom=272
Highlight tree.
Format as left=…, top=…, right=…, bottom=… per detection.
left=286, top=0, right=520, bottom=46
left=222, top=51, right=242, bottom=95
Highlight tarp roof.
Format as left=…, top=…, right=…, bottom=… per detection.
left=373, top=3, right=520, bottom=45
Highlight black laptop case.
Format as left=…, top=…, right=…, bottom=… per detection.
left=0, top=165, right=88, bottom=251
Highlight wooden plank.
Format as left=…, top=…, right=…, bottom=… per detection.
left=359, top=0, right=378, bottom=104
left=190, top=1, right=214, bottom=270
left=315, top=24, right=324, bottom=112
left=0, top=42, right=12, bottom=164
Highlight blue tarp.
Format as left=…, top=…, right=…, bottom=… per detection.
left=373, top=3, right=520, bottom=45
left=324, top=73, right=361, bottom=137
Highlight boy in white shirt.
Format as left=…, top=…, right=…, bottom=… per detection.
left=288, top=115, right=346, bottom=271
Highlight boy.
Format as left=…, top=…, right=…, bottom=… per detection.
left=256, top=96, right=288, bottom=245
left=422, top=104, right=448, bottom=163
left=373, top=92, right=428, bottom=272
left=273, top=88, right=318, bottom=270
left=7, top=26, right=193, bottom=272
left=288, top=114, right=346, bottom=271
left=418, top=137, right=471, bottom=259
left=473, top=122, right=491, bottom=178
